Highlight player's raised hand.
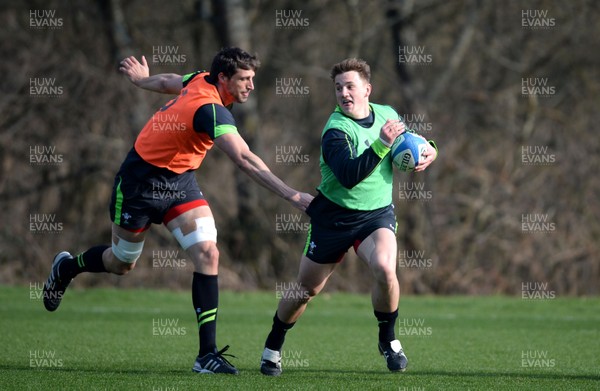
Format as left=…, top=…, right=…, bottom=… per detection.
left=119, top=56, right=149, bottom=85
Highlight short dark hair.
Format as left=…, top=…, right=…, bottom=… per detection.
left=208, top=47, right=260, bottom=83
left=330, top=58, right=371, bottom=83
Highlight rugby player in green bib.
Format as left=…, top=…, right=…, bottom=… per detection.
left=260, top=58, right=438, bottom=375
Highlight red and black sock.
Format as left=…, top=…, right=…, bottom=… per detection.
left=265, top=312, right=295, bottom=352
left=192, top=272, right=219, bottom=357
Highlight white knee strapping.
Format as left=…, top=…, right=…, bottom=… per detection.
left=112, top=237, right=144, bottom=264
left=172, top=217, right=217, bottom=250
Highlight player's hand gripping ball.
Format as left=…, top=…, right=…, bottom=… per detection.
left=391, top=132, right=429, bottom=172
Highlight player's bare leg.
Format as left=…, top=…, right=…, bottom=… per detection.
left=357, top=228, right=407, bottom=372
left=165, top=205, right=238, bottom=375
left=356, top=228, right=399, bottom=313
left=261, top=256, right=337, bottom=376
left=277, top=256, right=337, bottom=323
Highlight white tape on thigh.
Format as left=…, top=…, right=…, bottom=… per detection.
left=112, top=237, right=144, bottom=264
left=172, top=217, right=217, bottom=250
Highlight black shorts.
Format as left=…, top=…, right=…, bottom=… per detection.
left=109, top=148, right=207, bottom=232
left=302, top=193, right=397, bottom=264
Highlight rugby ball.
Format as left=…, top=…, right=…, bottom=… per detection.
left=391, top=132, right=429, bottom=171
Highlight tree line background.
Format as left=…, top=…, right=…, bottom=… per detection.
left=0, top=0, right=598, bottom=295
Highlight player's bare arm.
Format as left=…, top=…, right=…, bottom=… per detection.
left=214, top=133, right=314, bottom=211
left=119, top=55, right=183, bottom=94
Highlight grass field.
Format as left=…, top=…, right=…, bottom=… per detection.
left=0, top=285, right=598, bottom=390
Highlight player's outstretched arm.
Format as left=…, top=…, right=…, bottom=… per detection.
left=119, top=55, right=183, bottom=94
left=214, top=133, right=314, bottom=212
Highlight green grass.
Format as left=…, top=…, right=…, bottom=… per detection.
left=0, top=285, right=598, bottom=390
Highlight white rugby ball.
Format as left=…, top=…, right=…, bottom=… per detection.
left=391, top=132, right=429, bottom=171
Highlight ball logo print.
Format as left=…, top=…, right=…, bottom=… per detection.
left=391, top=132, right=429, bottom=172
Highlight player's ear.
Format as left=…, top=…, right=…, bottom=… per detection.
left=218, top=72, right=228, bottom=83
left=365, top=83, right=372, bottom=98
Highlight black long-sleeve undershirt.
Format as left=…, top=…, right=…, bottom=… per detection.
left=321, top=112, right=387, bottom=189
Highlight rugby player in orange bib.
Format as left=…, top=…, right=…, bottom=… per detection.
left=42, top=47, right=313, bottom=374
